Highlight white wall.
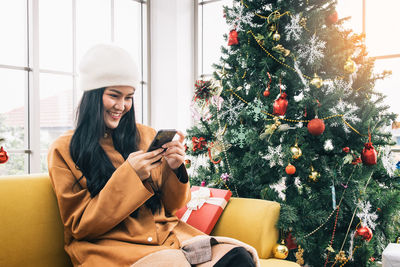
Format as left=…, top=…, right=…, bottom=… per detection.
left=149, top=0, right=194, bottom=133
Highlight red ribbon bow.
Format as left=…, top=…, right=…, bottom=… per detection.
left=192, top=137, right=207, bottom=151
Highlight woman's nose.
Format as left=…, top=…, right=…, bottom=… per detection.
left=114, top=99, right=125, bottom=111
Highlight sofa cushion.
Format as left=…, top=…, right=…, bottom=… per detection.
left=211, top=197, right=280, bottom=259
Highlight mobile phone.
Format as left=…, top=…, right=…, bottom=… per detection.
left=147, top=129, right=177, bottom=153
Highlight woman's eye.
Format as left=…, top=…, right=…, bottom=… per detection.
left=110, top=94, right=118, bottom=98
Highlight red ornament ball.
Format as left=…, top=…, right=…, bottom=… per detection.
left=273, top=92, right=288, bottom=116
left=307, top=118, right=325, bottom=136
left=361, top=142, right=377, bottom=165
left=356, top=225, right=373, bottom=241
left=285, top=164, right=296, bottom=175
left=342, top=147, right=350, bottom=153
left=0, top=146, right=9, bottom=164
left=327, top=11, right=338, bottom=24
left=228, top=29, right=239, bottom=46
left=263, top=90, right=270, bottom=97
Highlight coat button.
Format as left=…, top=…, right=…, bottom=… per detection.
left=147, top=237, right=153, bottom=242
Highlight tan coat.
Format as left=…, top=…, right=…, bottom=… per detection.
left=47, top=124, right=204, bottom=267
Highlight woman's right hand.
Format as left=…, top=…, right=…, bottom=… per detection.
left=127, top=148, right=164, bottom=181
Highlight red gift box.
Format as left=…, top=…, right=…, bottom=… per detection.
left=175, top=186, right=232, bottom=234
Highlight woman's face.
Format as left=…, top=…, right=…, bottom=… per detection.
left=102, top=86, right=135, bottom=129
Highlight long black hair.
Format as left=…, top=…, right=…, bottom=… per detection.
left=70, top=88, right=140, bottom=197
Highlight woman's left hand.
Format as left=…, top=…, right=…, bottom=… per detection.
left=162, top=131, right=186, bottom=170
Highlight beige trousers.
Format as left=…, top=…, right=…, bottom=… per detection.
left=131, top=235, right=260, bottom=267
left=131, top=244, right=237, bottom=267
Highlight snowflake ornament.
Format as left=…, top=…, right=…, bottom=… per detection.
left=329, top=99, right=361, bottom=132
left=241, top=83, right=251, bottom=95
left=260, top=3, right=273, bottom=12
left=324, top=79, right=353, bottom=96
left=263, top=145, right=285, bottom=168
left=324, top=139, right=334, bottom=151
left=247, top=98, right=267, bottom=122
left=296, top=122, right=304, bottom=128
left=381, top=146, right=397, bottom=177
left=225, top=3, right=260, bottom=31
left=231, top=124, right=251, bottom=148
left=285, top=14, right=303, bottom=41
left=297, top=33, right=326, bottom=65
left=356, top=200, right=378, bottom=230
left=219, top=95, right=245, bottom=125
left=270, top=177, right=287, bottom=200
left=294, top=91, right=305, bottom=102
left=294, top=176, right=302, bottom=190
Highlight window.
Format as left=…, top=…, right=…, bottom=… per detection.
left=337, top=0, right=400, bottom=153
left=0, top=0, right=148, bottom=175
left=197, top=0, right=232, bottom=78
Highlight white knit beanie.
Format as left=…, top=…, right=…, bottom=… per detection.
left=78, top=44, right=140, bottom=91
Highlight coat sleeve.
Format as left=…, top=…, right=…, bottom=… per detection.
left=47, top=139, right=154, bottom=240
left=160, top=161, right=191, bottom=215
left=135, top=124, right=191, bottom=215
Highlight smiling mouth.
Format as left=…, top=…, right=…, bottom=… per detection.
left=107, top=111, right=122, bottom=120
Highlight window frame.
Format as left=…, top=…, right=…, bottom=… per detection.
left=0, top=0, right=149, bottom=174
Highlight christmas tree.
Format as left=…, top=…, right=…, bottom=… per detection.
left=186, top=0, right=400, bottom=266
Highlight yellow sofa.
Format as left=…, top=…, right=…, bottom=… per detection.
left=0, top=174, right=299, bottom=267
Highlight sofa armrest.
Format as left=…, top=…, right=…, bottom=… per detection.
left=0, top=174, right=72, bottom=267
left=211, top=197, right=280, bottom=259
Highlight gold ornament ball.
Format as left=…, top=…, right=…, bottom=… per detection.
left=290, top=144, right=302, bottom=159
left=273, top=242, right=289, bottom=259
left=309, top=167, right=321, bottom=182
left=344, top=58, right=356, bottom=73
left=272, top=32, right=281, bottom=41
left=310, top=73, right=323, bottom=88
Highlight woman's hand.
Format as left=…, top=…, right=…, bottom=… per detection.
left=162, top=131, right=186, bottom=170
left=127, top=148, right=164, bottom=181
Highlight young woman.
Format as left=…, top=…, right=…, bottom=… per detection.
left=47, top=44, right=258, bottom=267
